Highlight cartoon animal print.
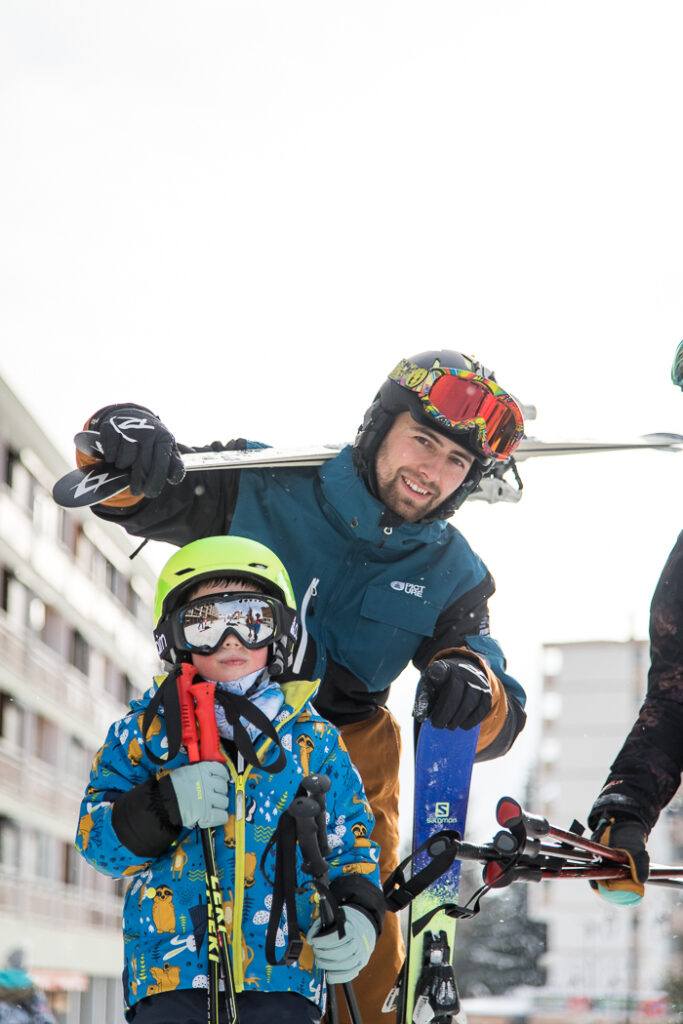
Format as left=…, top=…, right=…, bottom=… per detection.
left=129, top=956, right=139, bottom=997
left=151, top=885, right=177, bottom=933
left=352, top=792, right=372, bottom=819
left=137, top=711, right=162, bottom=741
left=222, top=890, right=234, bottom=943
left=170, top=842, right=188, bottom=880
left=297, top=934, right=316, bottom=973
left=127, top=736, right=144, bottom=766
left=78, top=812, right=95, bottom=851
left=296, top=735, right=315, bottom=774
left=146, top=963, right=181, bottom=995
left=342, top=822, right=377, bottom=874
left=92, top=743, right=108, bottom=774
left=241, top=936, right=259, bottom=987
left=244, top=851, right=257, bottom=888
left=122, top=861, right=152, bottom=876
left=223, top=814, right=236, bottom=848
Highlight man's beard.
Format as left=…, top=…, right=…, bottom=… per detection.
left=376, top=469, right=441, bottom=522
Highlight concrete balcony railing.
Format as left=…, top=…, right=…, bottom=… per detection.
left=0, top=611, right=125, bottom=744
left=0, top=867, right=122, bottom=931
left=0, top=743, right=84, bottom=835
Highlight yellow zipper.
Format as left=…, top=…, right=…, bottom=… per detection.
left=232, top=767, right=248, bottom=991
left=224, top=685, right=318, bottom=991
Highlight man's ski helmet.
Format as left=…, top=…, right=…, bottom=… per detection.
left=153, top=535, right=298, bottom=676
left=352, top=350, right=524, bottom=519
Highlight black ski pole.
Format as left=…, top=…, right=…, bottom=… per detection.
left=289, top=778, right=364, bottom=1024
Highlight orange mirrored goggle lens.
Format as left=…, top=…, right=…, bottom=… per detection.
left=427, top=374, right=523, bottom=456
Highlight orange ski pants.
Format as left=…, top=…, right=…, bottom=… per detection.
left=332, top=708, right=405, bottom=1024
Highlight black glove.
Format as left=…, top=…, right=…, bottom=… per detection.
left=589, top=817, right=650, bottom=905
left=89, top=403, right=185, bottom=497
left=413, top=657, right=492, bottom=731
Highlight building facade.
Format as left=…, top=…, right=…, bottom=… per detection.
left=529, top=639, right=682, bottom=1017
left=0, top=375, right=161, bottom=1023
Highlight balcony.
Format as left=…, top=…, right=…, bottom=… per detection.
left=0, top=866, right=122, bottom=931
left=0, top=610, right=125, bottom=744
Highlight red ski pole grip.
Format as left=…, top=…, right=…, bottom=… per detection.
left=496, top=796, right=523, bottom=828
left=496, top=796, right=549, bottom=837
left=192, top=681, right=224, bottom=763
left=177, top=667, right=201, bottom=764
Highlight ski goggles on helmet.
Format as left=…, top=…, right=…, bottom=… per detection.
left=170, top=592, right=290, bottom=655
left=389, top=358, right=525, bottom=460
left=672, top=340, right=683, bottom=389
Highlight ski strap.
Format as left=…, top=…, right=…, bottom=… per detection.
left=260, top=782, right=344, bottom=967
left=261, top=808, right=306, bottom=966
left=383, top=829, right=462, bottom=913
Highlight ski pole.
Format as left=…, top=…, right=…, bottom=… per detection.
left=486, top=797, right=683, bottom=888
left=288, top=778, right=364, bottom=1024
left=178, top=671, right=239, bottom=1024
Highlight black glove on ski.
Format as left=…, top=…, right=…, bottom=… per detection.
left=89, top=403, right=185, bottom=497
left=413, top=657, right=492, bottom=731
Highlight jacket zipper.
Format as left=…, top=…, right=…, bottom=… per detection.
left=226, top=689, right=316, bottom=990
left=231, top=753, right=247, bottom=991
left=292, top=576, right=319, bottom=674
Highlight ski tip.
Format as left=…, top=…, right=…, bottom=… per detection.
left=52, top=463, right=131, bottom=508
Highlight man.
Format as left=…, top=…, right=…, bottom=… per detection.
left=74, top=351, right=527, bottom=1022
left=587, top=341, right=683, bottom=906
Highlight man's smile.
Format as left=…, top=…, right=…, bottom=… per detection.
left=401, top=474, right=432, bottom=498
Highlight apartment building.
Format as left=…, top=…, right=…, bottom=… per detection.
left=0, top=375, right=160, bottom=1023
left=529, top=639, right=682, bottom=1016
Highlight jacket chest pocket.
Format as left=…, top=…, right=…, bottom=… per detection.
left=360, top=583, right=441, bottom=635
left=347, top=583, right=442, bottom=687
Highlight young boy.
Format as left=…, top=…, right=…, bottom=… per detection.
left=75, top=536, right=385, bottom=1024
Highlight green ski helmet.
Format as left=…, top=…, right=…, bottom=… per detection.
left=153, top=535, right=299, bottom=676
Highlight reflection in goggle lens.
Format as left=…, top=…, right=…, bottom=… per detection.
left=179, top=596, right=277, bottom=651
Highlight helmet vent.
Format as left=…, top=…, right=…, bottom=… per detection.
left=248, top=562, right=268, bottom=569
left=174, top=567, right=196, bottom=576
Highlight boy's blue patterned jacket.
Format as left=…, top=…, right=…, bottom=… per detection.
left=75, top=676, right=381, bottom=1016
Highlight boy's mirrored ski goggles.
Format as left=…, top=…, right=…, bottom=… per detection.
left=389, top=358, right=525, bottom=459
left=174, top=593, right=284, bottom=653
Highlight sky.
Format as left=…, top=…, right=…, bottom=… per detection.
left=2, top=1, right=683, bottom=837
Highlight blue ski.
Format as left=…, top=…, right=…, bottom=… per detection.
left=398, top=722, right=479, bottom=1024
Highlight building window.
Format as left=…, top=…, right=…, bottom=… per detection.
left=3, top=448, right=19, bottom=488
left=0, top=568, right=8, bottom=613
left=126, top=582, right=140, bottom=619
left=104, top=660, right=126, bottom=702
left=66, top=734, right=89, bottom=781
left=35, top=831, right=54, bottom=880
left=32, top=486, right=60, bottom=538
left=105, top=559, right=119, bottom=598
left=33, top=715, right=59, bottom=767
left=70, top=630, right=90, bottom=677
left=0, top=817, right=20, bottom=871
left=64, top=841, right=82, bottom=886
left=124, top=674, right=137, bottom=706
left=5, top=450, right=35, bottom=512
left=0, top=692, right=25, bottom=747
